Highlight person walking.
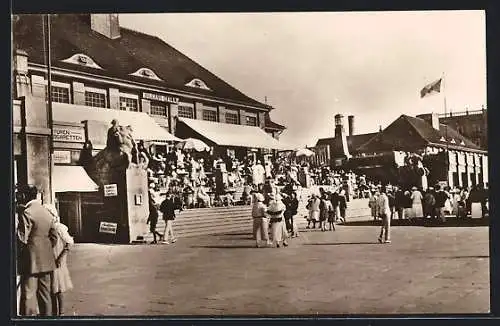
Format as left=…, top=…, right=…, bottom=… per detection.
left=252, top=193, right=270, bottom=248
left=306, top=193, right=321, bottom=229
left=410, top=186, right=424, bottom=219
left=423, top=187, right=436, bottom=219
left=17, top=185, right=58, bottom=316
left=338, top=189, right=348, bottom=223
left=267, top=194, right=287, bottom=248
left=159, top=192, right=178, bottom=244
left=394, top=186, right=405, bottom=219
left=321, top=193, right=334, bottom=231
left=368, top=189, right=379, bottom=221
left=377, top=186, right=391, bottom=244
left=387, top=188, right=396, bottom=221
left=44, top=205, right=74, bottom=316
left=283, top=192, right=298, bottom=235
left=147, top=186, right=163, bottom=244
left=434, top=184, right=449, bottom=223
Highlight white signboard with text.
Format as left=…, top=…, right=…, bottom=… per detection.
left=53, top=126, right=85, bottom=143
left=53, top=150, right=71, bottom=164
left=103, top=184, right=118, bottom=197
left=99, top=222, right=118, bottom=234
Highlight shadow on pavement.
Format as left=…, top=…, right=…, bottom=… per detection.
left=190, top=245, right=257, bottom=249
left=342, top=217, right=489, bottom=228
left=304, top=242, right=380, bottom=246
left=438, top=255, right=490, bottom=259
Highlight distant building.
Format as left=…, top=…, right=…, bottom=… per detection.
left=417, top=107, right=487, bottom=149
left=314, top=113, right=488, bottom=189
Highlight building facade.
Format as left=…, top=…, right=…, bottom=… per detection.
left=12, top=13, right=286, bottom=240
left=314, top=112, right=488, bottom=189
left=417, top=107, right=487, bottom=149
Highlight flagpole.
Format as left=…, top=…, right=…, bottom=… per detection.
left=442, top=72, right=448, bottom=152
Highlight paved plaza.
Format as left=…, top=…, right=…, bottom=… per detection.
left=64, top=217, right=490, bottom=316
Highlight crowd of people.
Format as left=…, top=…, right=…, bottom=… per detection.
left=367, top=183, right=489, bottom=222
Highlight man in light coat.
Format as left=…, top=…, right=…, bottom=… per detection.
left=17, top=185, right=58, bottom=316
left=377, top=186, right=391, bottom=244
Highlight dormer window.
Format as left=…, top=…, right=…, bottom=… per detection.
left=61, top=53, right=103, bottom=69
left=185, top=78, right=211, bottom=91
left=130, top=68, right=162, bottom=81
left=439, top=136, right=446, bottom=142
left=460, top=140, right=465, bottom=146
left=450, top=138, right=456, bottom=144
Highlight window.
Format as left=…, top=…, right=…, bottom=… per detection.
left=120, top=97, right=138, bottom=112
left=45, top=86, right=70, bottom=103
left=225, top=112, right=239, bottom=124
left=51, top=86, right=70, bottom=103
left=246, top=116, right=257, bottom=126
left=202, top=109, right=217, bottom=122
left=150, top=101, right=167, bottom=117
left=85, top=91, right=106, bottom=108
left=178, top=106, right=194, bottom=119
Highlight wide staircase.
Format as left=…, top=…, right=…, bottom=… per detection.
left=143, top=186, right=371, bottom=242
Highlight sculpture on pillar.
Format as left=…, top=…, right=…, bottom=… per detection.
left=105, top=120, right=139, bottom=169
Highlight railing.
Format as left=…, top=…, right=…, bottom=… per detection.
left=438, top=109, right=486, bottom=118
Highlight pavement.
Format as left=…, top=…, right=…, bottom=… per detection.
left=64, top=215, right=490, bottom=316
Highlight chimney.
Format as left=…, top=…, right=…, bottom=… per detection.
left=91, top=14, right=120, bottom=39
left=334, top=114, right=351, bottom=159
left=347, top=115, right=354, bottom=136
left=430, top=112, right=440, bottom=130
left=416, top=113, right=440, bottom=131
left=334, top=114, right=345, bottom=138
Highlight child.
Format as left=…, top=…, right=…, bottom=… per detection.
left=44, top=205, right=74, bottom=316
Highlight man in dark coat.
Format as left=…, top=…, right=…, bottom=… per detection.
left=434, top=184, right=449, bottom=223
left=17, top=185, right=58, bottom=316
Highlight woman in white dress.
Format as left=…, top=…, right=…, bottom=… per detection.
left=267, top=194, right=287, bottom=248
left=306, top=193, right=321, bottom=229
left=410, top=186, right=423, bottom=218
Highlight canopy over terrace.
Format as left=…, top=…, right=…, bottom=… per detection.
left=52, top=102, right=180, bottom=143
left=176, top=118, right=291, bottom=150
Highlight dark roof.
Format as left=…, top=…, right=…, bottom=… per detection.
left=264, top=113, right=286, bottom=130
left=358, top=115, right=484, bottom=153
left=13, top=14, right=268, bottom=109
left=315, top=133, right=378, bottom=153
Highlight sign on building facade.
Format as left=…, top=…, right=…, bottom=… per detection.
left=103, top=184, right=118, bottom=197
left=53, top=125, right=85, bottom=142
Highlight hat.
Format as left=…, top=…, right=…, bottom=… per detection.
left=412, top=186, right=418, bottom=191
left=254, top=193, right=265, bottom=202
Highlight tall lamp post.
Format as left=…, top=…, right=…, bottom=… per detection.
left=43, top=14, right=55, bottom=204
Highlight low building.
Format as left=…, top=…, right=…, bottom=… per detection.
left=314, top=113, right=488, bottom=189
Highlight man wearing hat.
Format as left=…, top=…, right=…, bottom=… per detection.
left=17, top=185, right=59, bottom=316
left=267, top=193, right=288, bottom=248
left=252, top=193, right=270, bottom=248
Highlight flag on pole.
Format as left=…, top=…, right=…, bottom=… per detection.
left=420, top=78, right=442, bottom=98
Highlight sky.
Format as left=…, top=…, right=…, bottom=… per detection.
left=120, top=11, right=486, bottom=148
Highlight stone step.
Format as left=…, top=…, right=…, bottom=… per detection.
left=140, top=198, right=371, bottom=241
